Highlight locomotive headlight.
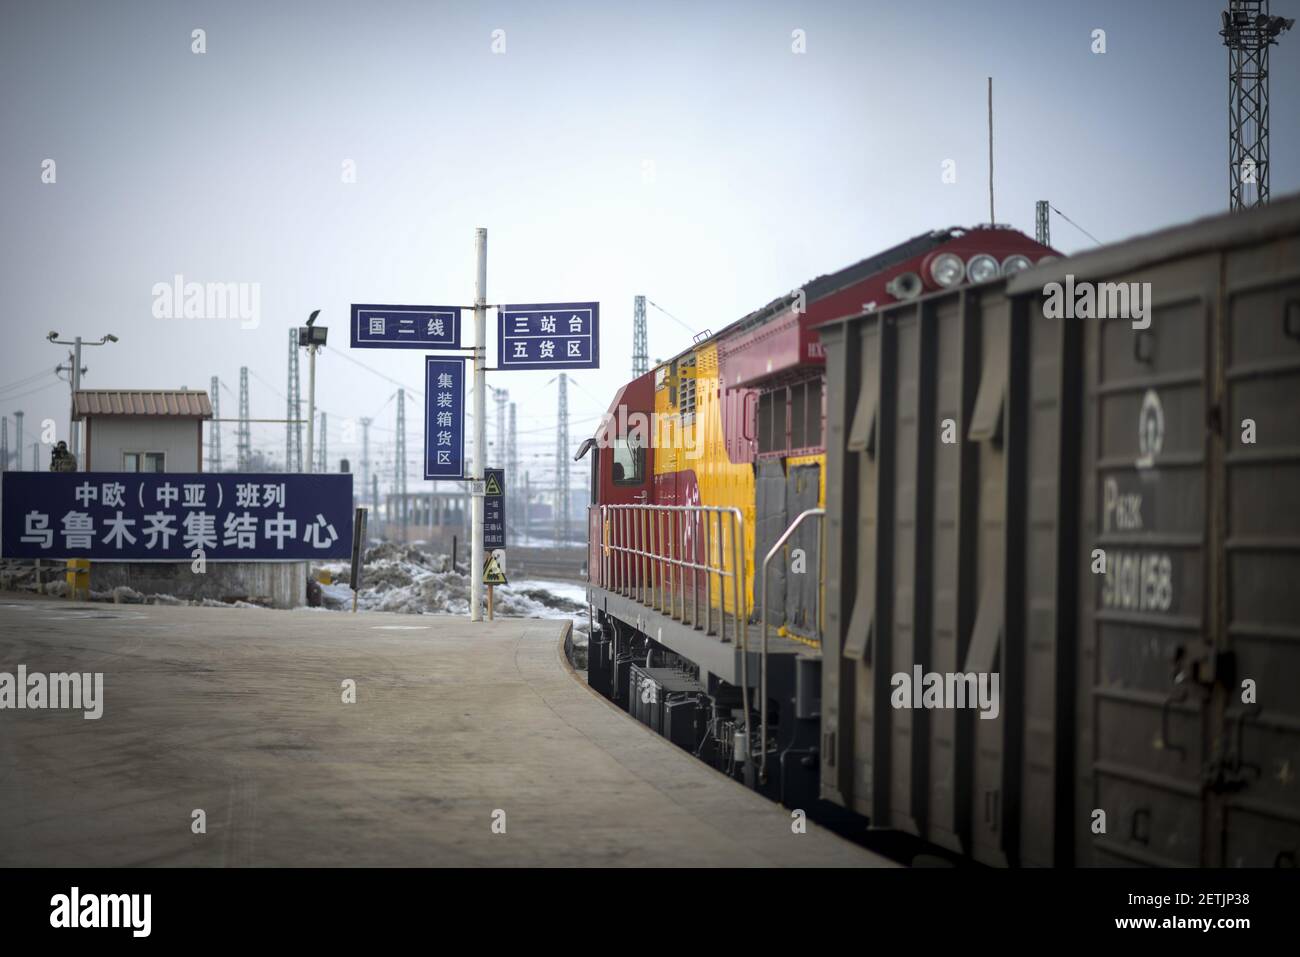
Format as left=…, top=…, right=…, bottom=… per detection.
left=929, top=252, right=966, bottom=288
left=1037, top=254, right=1060, bottom=265
left=1000, top=254, right=1032, bottom=276
left=965, top=253, right=1000, bottom=284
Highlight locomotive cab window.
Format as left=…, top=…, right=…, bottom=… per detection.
left=611, top=436, right=645, bottom=486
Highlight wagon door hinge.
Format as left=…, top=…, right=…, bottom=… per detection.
left=1207, top=401, right=1224, bottom=437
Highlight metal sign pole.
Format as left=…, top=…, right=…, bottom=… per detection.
left=470, top=227, right=487, bottom=622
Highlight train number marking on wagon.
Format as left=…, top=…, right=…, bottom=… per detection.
left=1100, top=551, right=1173, bottom=613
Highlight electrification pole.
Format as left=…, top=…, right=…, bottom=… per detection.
left=46, top=331, right=116, bottom=468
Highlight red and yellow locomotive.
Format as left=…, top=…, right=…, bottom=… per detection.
left=581, top=224, right=1056, bottom=807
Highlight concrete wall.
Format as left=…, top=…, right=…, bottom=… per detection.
left=90, top=561, right=308, bottom=609
left=86, top=416, right=202, bottom=472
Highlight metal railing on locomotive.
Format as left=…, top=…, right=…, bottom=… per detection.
left=756, top=507, right=825, bottom=785
left=592, top=503, right=749, bottom=644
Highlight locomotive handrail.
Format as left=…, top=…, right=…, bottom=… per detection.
left=590, top=503, right=748, bottom=647
left=756, top=507, right=825, bottom=785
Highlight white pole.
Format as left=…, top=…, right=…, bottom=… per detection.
left=306, top=345, right=317, bottom=474
left=71, top=336, right=82, bottom=467
left=471, top=227, right=487, bottom=622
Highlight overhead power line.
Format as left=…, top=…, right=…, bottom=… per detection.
left=1049, top=204, right=1103, bottom=246
left=646, top=299, right=697, bottom=335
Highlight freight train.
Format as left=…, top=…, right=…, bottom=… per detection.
left=580, top=196, right=1300, bottom=867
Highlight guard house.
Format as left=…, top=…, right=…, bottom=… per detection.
left=65, top=388, right=303, bottom=608
left=73, top=389, right=212, bottom=472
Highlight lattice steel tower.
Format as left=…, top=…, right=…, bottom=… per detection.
left=556, top=373, right=570, bottom=544
left=318, top=412, right=328, bottom=473
left=494, top=388, right=507, bottom=468
left=1, top=416, right=8, bottom=472
left=633, top=295, right=648, bottom=377
left=287, top=329, right=302, bottom=471
left=1035, top=200, right=1051, bottom=246
left=507, top=402, right=518, bottom=539
left=1222, top=1, right=1294, bottom=209
left=208, top=375, right=222, bottom=472
left=396, top=389, right=407, bottom=537
left=237, top=367, right=251, bottom=471
left=360, top=417, right=372, bottom=508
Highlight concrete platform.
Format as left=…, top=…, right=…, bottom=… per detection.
left=0, top=596, right=890, bottom=867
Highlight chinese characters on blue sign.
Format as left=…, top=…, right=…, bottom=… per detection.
left=350, top=304, right=461, bottom=349
left=483, top=468, right=505, bottom=550
left=424, top=357, right=466, bottom=480
left=0, top=473, right=353, bottom=561
left=497, top=302, right=600, bottom=370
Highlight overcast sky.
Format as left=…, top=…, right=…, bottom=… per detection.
left=2, top=0, right=1297, bottom=489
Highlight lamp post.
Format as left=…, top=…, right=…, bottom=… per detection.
left=46, top=331, right=117, bottom=469
left=298, top=310, right=327, bottom=474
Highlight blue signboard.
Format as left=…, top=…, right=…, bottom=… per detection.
left=424, top=357, right=466, bottom=480
left=483, top=468, right=505, bottom=550
left=0, top=472, right=353, bottom=561
left=350, top=303, right=461, bottom=349
left=498, top=301, right=600, bottom=370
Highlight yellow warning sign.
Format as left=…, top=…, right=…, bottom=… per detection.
left=484, top=473, right=503, bottom=496
left=483, top=553, right=508, bottom=585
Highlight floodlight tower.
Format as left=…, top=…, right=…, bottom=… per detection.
left=297, top=310, right=327, bottom=473
left=1222, top=1, right=1294, bottom=209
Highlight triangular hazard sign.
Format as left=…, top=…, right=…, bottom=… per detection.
left=483, top=553, right=508, bottom=585
left=484, top=473, right=503, bottom=496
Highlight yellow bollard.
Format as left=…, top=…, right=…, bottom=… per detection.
left=65, top=559, right=90, bottom=601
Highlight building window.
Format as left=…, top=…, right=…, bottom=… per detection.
left=756, top=377, right=823, bottom=456
left=123, top=451, right=165, bottom=472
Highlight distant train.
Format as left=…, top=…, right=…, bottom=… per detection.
left=580, top=197, right=1300, bottom=866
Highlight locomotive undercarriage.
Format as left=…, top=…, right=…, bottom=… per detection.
left=586, top=602, right=860, bottom=830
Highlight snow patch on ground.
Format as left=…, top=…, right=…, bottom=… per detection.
left=319, top=543, right=591, bottom=640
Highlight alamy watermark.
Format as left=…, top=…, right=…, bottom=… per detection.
left=1042, top=274, right=1151, bottom=329
left=50, top=887, right=150, bottom=937
left=0, top=665, right=103, bottom=719
left=890, top=665, right=1000, bottom=720
left=597, top=403, right=704, bottom=460
left=151, top=274, right=260, bottom=329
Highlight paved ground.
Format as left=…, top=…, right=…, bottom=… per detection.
left=0, top=595, right=889, bottom=867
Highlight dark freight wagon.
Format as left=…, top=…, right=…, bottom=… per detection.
left=816, top=196, right=1300, bottom=866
